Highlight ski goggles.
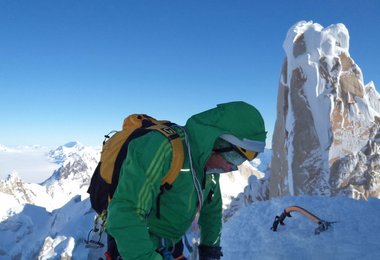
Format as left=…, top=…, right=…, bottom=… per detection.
left=212, top=138, right=258, bottom=165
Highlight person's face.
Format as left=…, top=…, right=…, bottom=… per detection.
left=205, top=153, right=235, bottom=173
left=204, top=138, right=259, bottom=174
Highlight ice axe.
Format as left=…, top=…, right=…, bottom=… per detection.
left=271, top=205, right=337, bottom=235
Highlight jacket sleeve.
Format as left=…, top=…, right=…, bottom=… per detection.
left=105, top=132, right=172, bottom=260
left=197, top=175, right=223, bottom=247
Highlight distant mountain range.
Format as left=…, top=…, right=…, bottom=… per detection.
left=0, top=142, right=100, bottom=221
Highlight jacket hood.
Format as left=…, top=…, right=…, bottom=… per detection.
left=184, top=101, right=267, bottom=175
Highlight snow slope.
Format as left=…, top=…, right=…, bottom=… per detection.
left=1, top=194, right=379, bottom=259
left=0, top=174, right=57, bottom=220
left=222, top=196, right=380, bottom=259
left=0, top=196, right=105, bottom=259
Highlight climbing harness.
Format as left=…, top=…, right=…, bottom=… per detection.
left=186, top=235, right=200, bottom=260
left=85, top=210, right=107, bottom=248
left=157, top=238, right=175, bottom=260
left=183, top=234, right=194, bottom=255
left=271, top=205, right=337, bottom=235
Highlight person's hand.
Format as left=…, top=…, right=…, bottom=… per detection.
left=198, top=245, right=223, bottom=260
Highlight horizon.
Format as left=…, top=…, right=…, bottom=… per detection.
left=1, top=0, right=380, bottom=147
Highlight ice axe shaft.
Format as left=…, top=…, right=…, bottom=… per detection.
left=271, top=205, right=336, bottom=234
left=284, top=206, right=321, bottom=223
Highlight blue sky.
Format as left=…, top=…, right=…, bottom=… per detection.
left=1, top=0, right=379, bottom=147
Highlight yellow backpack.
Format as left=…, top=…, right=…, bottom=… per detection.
left=87, top=114, right=184, bottom=215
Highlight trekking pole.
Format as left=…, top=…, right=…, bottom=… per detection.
left=271, top=205, right=337, bottom=234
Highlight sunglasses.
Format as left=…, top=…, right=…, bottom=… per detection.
left=213, top=139, right=258, bottom=161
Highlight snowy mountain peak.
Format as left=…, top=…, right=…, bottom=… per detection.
left=5, top=171, right=21, bottom=182
left=63, top=141, right=81, bottom=148
left=48, top=141, right=86, bottom=163
left=270, top=21, right=380, bottom=199
left=0, top=170, right=51, bottom=213
left=47, top=142, right=99, bottom=165
left=0, top=144, right=8, bottom=152
left=40, top=143, right=100, bottom=202
left=284, top=21, right=350, bottom=57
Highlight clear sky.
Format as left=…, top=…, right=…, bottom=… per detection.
left=1, top=0, right=379, bottom=147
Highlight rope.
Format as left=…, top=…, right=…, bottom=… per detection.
left=182, top=127, right=203, bottom=208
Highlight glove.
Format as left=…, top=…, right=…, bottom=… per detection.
left=198, top=245, right=223, bottom=260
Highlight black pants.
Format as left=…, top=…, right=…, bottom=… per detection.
left=106, top=235, right=120, bottom=260
left=170, top=239, right=185, bottom=259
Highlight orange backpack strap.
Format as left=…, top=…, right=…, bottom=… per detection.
left=122, top=114, right=170, bottom=130
left=147, top=124, right=184, bottom=186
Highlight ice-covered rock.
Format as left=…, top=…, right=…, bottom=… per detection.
left=270, top=21, right=380, bottom=199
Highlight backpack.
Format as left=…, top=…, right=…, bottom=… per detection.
left=87, top=114, right=184, bottom=215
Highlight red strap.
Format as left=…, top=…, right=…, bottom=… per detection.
left=104, top=251, right=112, bottom=260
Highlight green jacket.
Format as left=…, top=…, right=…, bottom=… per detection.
left=106, top=101, right=266, bottom=260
